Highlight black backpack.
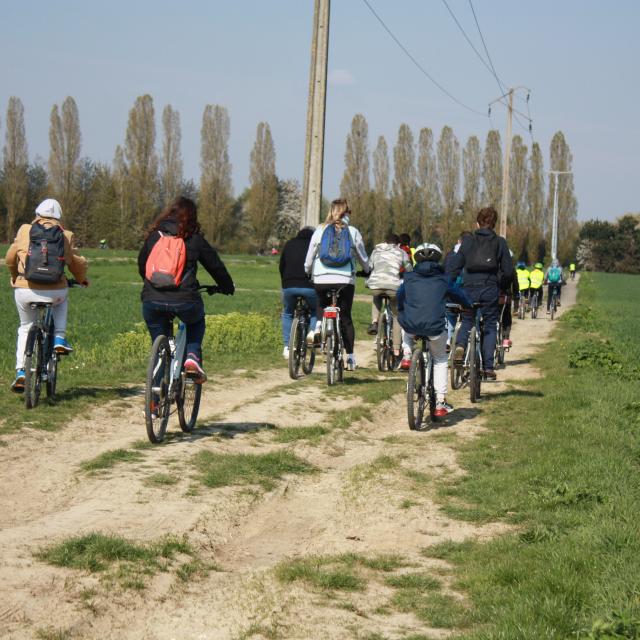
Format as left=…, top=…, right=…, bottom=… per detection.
left=24, top=222, right=66, bottom=283
left=465, top=233, right=500, bottom=273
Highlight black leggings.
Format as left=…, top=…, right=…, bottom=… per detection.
left=315, top=284, right=355, bottom=354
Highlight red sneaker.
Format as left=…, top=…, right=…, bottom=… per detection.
left=184, top=357, right=207, bottom=384
left=399, top=357, right=411, bottom=371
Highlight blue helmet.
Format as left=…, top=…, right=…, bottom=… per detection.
left=517, top=261, right=526, bottom=269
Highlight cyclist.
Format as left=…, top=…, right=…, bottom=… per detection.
left=500, top=258, right=519, bottom=348
left=569, top=262, right=576, bottom=280
left=398, top=233, right=414, bottom=265
left=138, top=196, right=235, bottom=384
left=515, top=261, right=530, bottom=313
left=304, top=198, right=369, bottom=371
left=279, top=227, right=318, bottom=359
left=545, top=258, right=566, bottom=313
left=397, top=243, right=470, bottom=416
left=529, top=262, right=545, bottom=311
left=365, top=232, right=412, bottom=361
left=5, top=198, right=88, bottom=392
left=446, top=206, right=514, bottom=381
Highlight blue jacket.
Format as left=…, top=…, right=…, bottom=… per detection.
left=397, top=261, right=471, bottom=337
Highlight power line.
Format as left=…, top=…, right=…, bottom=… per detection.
left=360, top=0, right=487, bottom=117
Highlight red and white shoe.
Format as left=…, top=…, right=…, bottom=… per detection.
left=434, top=401, right=453, bottom=417
left=502, top=338, right=512, bottom=348
left=184, top=357, right=207, bottom=384
left=399, top=357, right=411, bottom=371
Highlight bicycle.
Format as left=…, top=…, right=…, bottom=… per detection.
left=549, top=285, right=560, bottom=321
left=517, top=292, right=528, bottom=320
left=22, top=279, right=84, bottom=409
left=570, top=270, right=576, bottom=281
left=448, top=304, right=465, bottom=391
left=529, top=289, right=541, bottom=319
left=451, top=303, right=485, bottom=403
left=375, top=294, right=396, bottom=372
left=495, top=294, right=511, bottom=367
left=144, top=285, right=219, bottom=443
left=407, top=336, right=437, bottom=430
left=288, top=295, right=316, bottom=380
left=320, top=288, right=345, bottom=386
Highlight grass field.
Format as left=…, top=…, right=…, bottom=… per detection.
left=425, top=272, right=640, bottom=638
left=0, top=247, right=371, bottom=434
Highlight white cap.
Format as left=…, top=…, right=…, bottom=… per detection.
left=35, top=198, right=62, bottom=220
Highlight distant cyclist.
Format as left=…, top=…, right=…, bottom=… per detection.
left=138, top=197, right=235, bottom=384
left=569, top=262, right=576, bottom=280
left=446, top=206, right=514, bottom=381
left=279, top=227, right=318, bottom=360
left=397, top=243, right=470, bottom=416
left=366, top=232, right=412, bottom=362
left=544, top=259, right=566, bottom=313
left=529, top=262, right=545, bottom=311
left=6, top=198, right=88, bottom=392
left=515, top=261, right=530, bottom=312
left=304, top=199, right=369, bottom=371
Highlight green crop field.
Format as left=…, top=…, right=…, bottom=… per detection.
left=0, top=247, right=371, bottom=434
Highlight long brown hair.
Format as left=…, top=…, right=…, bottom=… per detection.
left=324, top=198, right=350, bottom=225
left=146, top=197, right=201, bottom=239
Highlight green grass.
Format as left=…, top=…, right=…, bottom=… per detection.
left=79, top=448, right=143, bottom=472
left=420, top=273, right=640, bottom=638
left=144, top=472, right=179, bottom=486
left=272, top=425, right=329, bottom=443
left=36, top=532, right=198, bottom=590
left=192, top=450, right=316, bottom=490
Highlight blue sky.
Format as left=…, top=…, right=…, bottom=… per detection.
left=1, top=0, right=638, bottom=221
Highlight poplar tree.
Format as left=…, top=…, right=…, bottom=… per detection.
left=160, top=105, right=183, bottom=203
left=526, top=142, right=545, bottom=261
left=508, top=135, right=528, bottom=255
left=48, top=96, right=81, bottom=228
left=124, top=94, right=158, bottom=237
left=437, top=125, right=461, bottom=249
left=3, top=97, right=28, bottom=241
left=371, top=135, right=391, bottom=243
left=482, top=130, right=502, bottom=210
left=340, top=114, right=370, bottom=233
left=112, top=145, right=131, bottom=248
left=417, top=127, right=440, bottom=243
left=462, top=135, right=481, bottom=228
left=392, top=124, right=419, bottom=238
left=247, top=122, right=278, bottom=250
left=547, top=131, right=578, bottom=262
left=200, top=104, right=234, bottom=246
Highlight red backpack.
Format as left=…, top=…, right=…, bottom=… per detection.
left=145, top=232, right=186, bottom=289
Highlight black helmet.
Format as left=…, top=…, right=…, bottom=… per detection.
left=414, top=242, right=443, bottom=263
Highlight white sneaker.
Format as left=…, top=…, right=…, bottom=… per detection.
left=282, top=346, right=289, bottom=360
left=346, top=355, right=357, bottom=371
left=306, top=329, right=316, bottom=345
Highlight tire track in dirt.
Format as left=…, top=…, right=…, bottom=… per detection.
left=0, top=279, right=578, bottom=639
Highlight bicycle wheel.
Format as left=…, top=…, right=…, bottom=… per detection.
left=24, top=328, right=43, bottom=409
left=449, top=323, right=463, bottom=390
left=46, top=353, right=58, bottom=398
left=302, top=324, right=315, bottom=375
left=145, top=335, right=171, bottom=443
left=376, top=314, right=388, bottom=372
left=407, top=348, right=425, bottom=430
left=386, top=315, right=396, bottom=370
left=326, top=331, right=336, bottom=386
left=288, top=316, right=303, bottom=379
left=426, top=352, right=437, bottom=423
left=550, top=296, right=556, bottom=321
left=469, top=329, right=481, bottom=403
left=177, top=373, right=202, bottom=433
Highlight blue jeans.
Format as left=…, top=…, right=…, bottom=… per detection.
left=455, top=284, right=500, bottom=371
left=281, top=288, right=318, bottom=346
left=142, top=300, right=206, bottom=362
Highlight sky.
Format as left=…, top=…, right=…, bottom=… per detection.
left=1, top=0, right=639, bottom=222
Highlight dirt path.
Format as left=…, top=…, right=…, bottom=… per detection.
left=0, top=279, right=578, bottom=640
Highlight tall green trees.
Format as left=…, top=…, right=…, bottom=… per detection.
left=48, top=96, right=82, bottom=228
left=2, top=97, right=29, bottom=241
left=392, top=124, right=419, bottom=238
left=371, top=135, right=391, bottom=243
left=437, top=125, right=461, bottom=249
left=160, top=105, right=183, bottom=203
left=507, top=134, right=528, bottom=255
left=247, top=122, right=278, bottom=250
left=200, top=104, right=234, bottom=246
left=526, top=142, right=545, bottom=262
left=417, top=127, right=440, bottom=243
left=482, top=130, right=502, bottom=210
left=340, top=114, right=370, bottom=235
left=547, top=131, right=578, bottom=262
left=462, top=135, right=481, bottom=229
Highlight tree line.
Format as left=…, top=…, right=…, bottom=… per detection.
left=1, top=95, right=578, bottom=261
left=577, top=214, right=640, bottom=273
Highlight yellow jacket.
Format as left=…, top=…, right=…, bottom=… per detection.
left=5, top=217, right=88, bottom=290
left=516, top=268, right=530, bottom=290
left=529, top=268, right=544, bottom=288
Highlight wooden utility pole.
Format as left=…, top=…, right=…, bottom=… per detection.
left=549, top=170, right=572, bottom=260
left=301, top=0, right=330, bottom=228
left=499, top=89, right=513, bottom=238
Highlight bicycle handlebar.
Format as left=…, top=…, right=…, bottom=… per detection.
left=67, top=278, right=87, bottom=288
left=198, top=285, right=221, bottom=295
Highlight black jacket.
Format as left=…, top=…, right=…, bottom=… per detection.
left=138, top=217, right=234, bottom=303
left=446, top=228, right=514, bottom=289
left=279, top=228, right=315, bottom=289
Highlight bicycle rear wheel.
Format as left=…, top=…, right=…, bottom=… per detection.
left=449, top=323, right=463, bottom=390
left=550, top=296, right=556, bottom=321
left=145, top=335, right=171, bottom=443
left=288, top=316, right=303, bottom=379
left=326, top=331, right=336, bottom=386
left=302, top=330, right=315, bottom=375
left=426, top=352, right=437, bottom=423
left=376, top=315, right=389, bottom=372
left=407, top=348, right=426, bottom=430
left=469, top=329, right=481, bottom=403
left=177, top=373, right=202, bottom=433
left=46, top=353, right=58, bottom=398
left=24, top=328, right=43, bottom=409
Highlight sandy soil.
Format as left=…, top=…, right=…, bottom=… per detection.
left=0, top=279, right=578, bottom=640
